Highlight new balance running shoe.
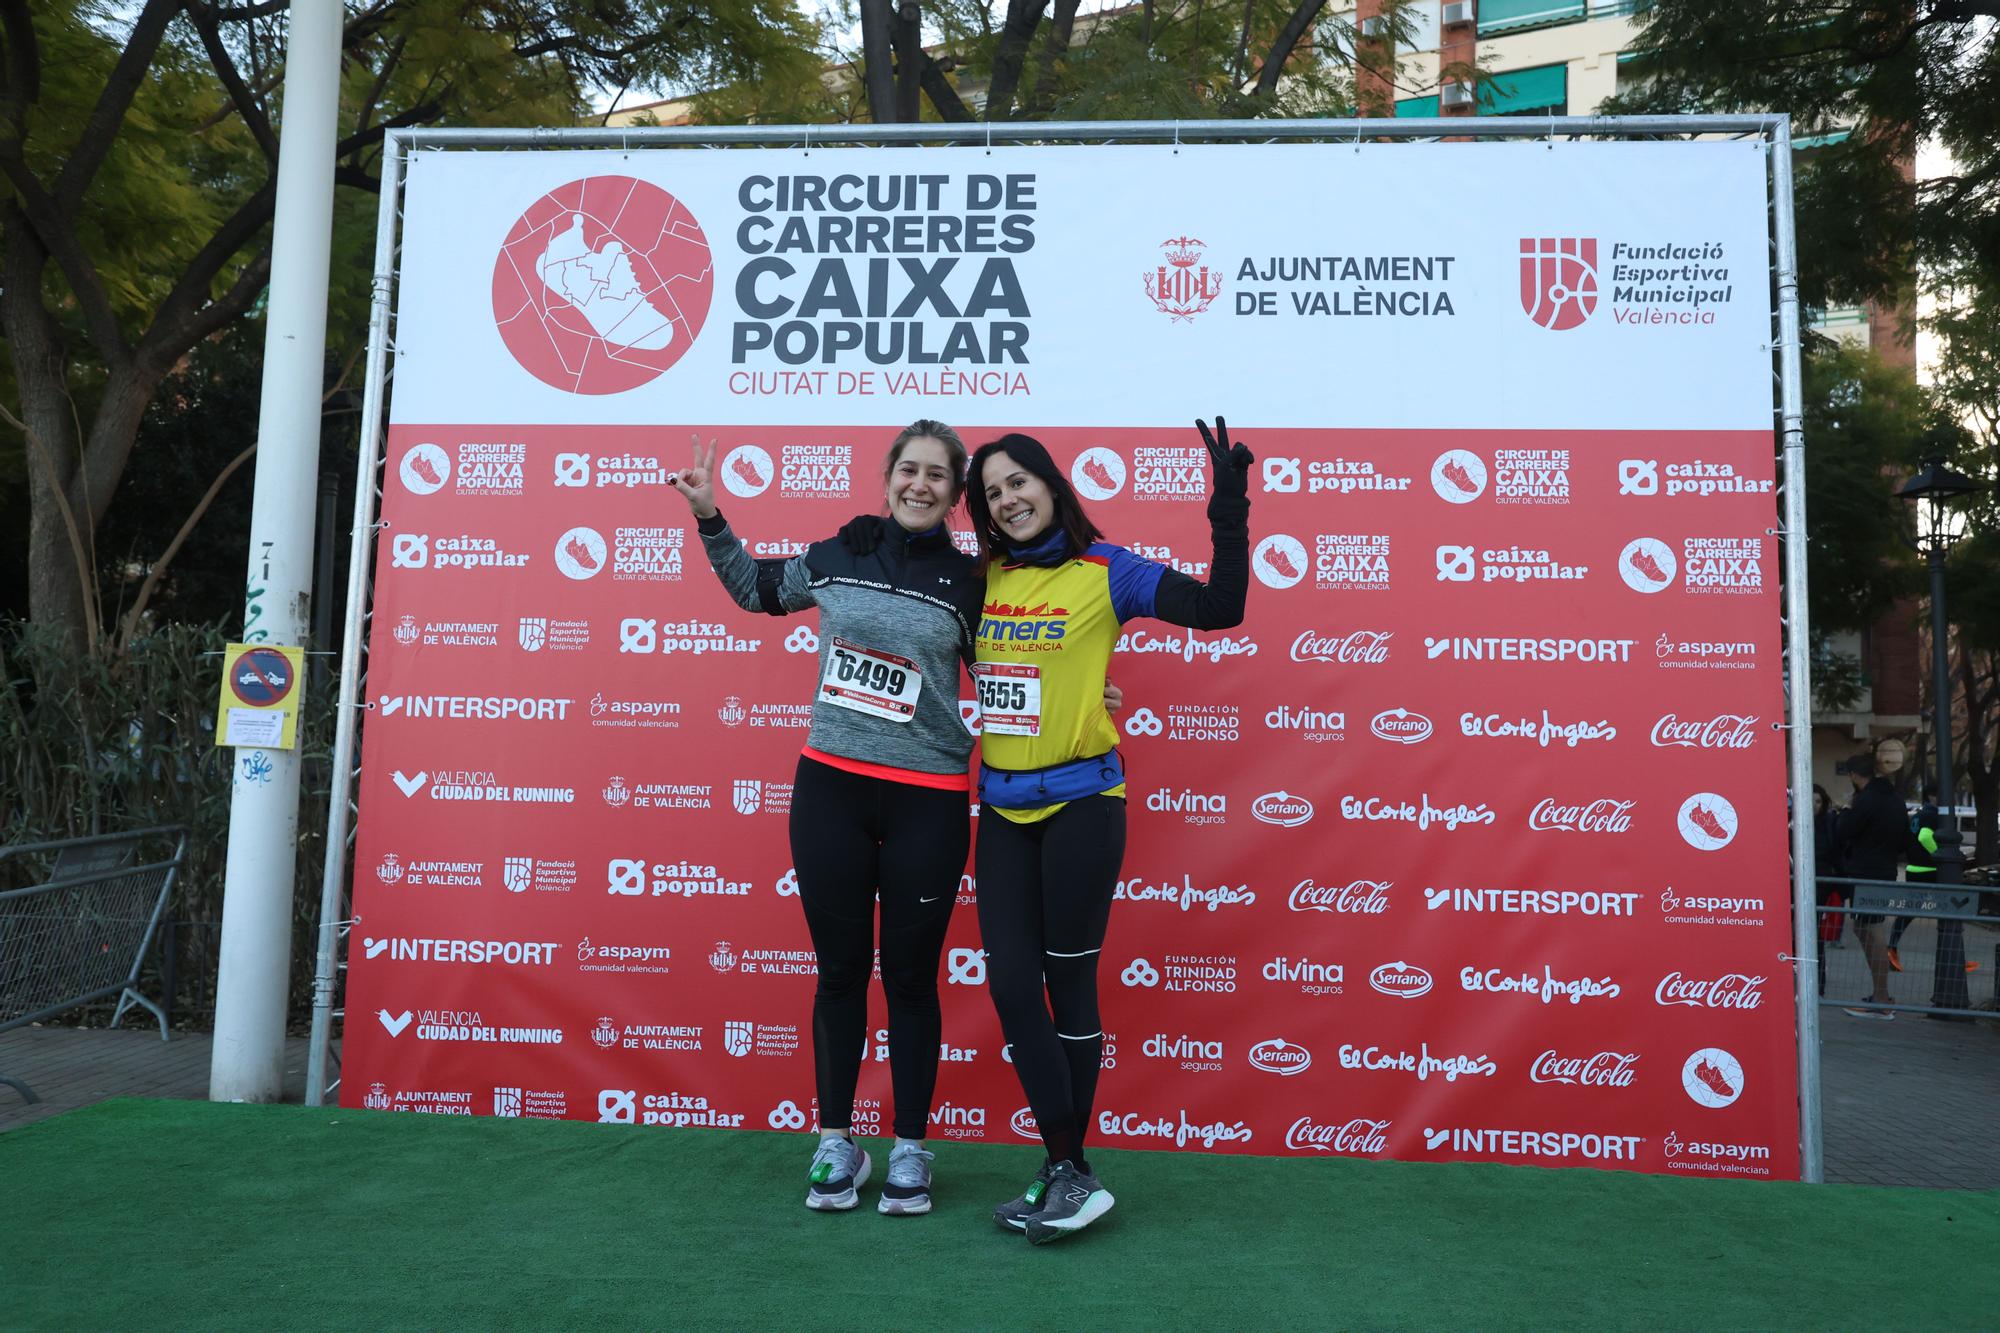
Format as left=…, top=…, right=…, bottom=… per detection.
left=994, top=1162, right=1056, bottom=1232
left=805, top=1136, right=871, bottom=1211
left=1024, top=1161, right=1114, bottom=1244
left=877, top=1142, right=935, bottom=1216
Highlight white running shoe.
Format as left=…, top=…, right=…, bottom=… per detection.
left=877, top=1142, right=935, bottom=1215
left=805, top=1136, right=872, bottom=1211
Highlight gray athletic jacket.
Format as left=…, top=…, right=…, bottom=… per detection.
left=696, top=512, right=982, bottom=776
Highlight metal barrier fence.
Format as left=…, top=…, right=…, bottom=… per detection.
left=0, top=827, right=186, bottom=1103
left=1815, top=875, right=1999, bottom=1021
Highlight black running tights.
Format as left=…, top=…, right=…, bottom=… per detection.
left=975, top=795, right=1126, bottom=1168
left=791, top=755, right=967, bottom=1140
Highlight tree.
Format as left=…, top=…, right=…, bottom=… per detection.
left=842, top=0, right=1431, bottom=124
left=1609, top=2, right=2000, bottom=854
left=1924, top=277, right=2000, bottom=864
left=1, top=0, right=823, bottom=650
left=1605, top=1, right=2000, bottom=317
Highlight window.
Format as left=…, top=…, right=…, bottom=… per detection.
left=1476, top=0, right=1585, bottom=37
left=1478, top=62, right=1566, bottom=116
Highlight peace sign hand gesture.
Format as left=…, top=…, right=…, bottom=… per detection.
left=1195, top=416, right=1254, bottom=503
left=669, top=434, right=720, bottom=520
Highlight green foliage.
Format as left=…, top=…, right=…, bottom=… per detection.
left=3, top=0, right=833, bottom=629
left=1605, top=1, right=1996, bottom=314
left=895, top=0, right=1436, bottom=123
left=1799, top=339, right=1925, bottom=633
left=0, top=619, right=333, bottom=1024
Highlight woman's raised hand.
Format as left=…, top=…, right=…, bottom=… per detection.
left=668, top=434, right=720, bottom=520
left=1196, top=417, right=1254, bottom=502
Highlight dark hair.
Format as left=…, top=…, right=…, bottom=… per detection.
left=885, top=420, right=967, bottom=505
left=1812, top=784, right=1831, bottom=812
left=1844, top=751, right=1875, bottom=778
left=965, top=433, right=1103, bottom=564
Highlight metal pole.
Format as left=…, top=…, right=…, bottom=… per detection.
left=311, top=473, right=337, bottom=692
left=1926, top=549, right=1972, bottom=1011
left=209, top=0, right=344, bottom=1104
left=399, top=112, right=1785, bottom=149
left=1770, top=118, right=1823, bottom=1182
left=306, top=133, right=407, bottom=1107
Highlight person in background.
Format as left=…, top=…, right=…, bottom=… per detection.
left=1835, top=752, right=1906, bottom=1019
left=1888, top=801, right=1938, bottom=972
left=1813, top=783, right=1843, bottom=995
left=1890, top=802, right=1979, bottom=977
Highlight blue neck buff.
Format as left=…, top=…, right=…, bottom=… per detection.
left=1005, top=529, right=1071, bottom=567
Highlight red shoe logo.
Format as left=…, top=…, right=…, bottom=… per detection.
left=1688, top=804, right=1728, bottom=841
left=1627, top=549, right=1669, bottom=585
left=1693, top=1058, right=1736, bottom=1100
left=1439, top=460, right=1477, bottom=494
left=731, top=455, right=766, bottom=488
left=1263, top=546, right=1300, bottom=580
left=1082, top=458, right=1118, bottom=492
left=408, top=454, right=443, bottom=486
left=563, top=534, right=601, bottom=572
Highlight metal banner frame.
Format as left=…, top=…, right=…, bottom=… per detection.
left=306, top=115, right=1817, bottom=1182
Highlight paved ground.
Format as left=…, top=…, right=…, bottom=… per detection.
left=1819, top=1003, right=2000, bottom=1189
left=4, top=1016, right=1996, bottom=1189
left=0, top=1026, right=311, bottom=1134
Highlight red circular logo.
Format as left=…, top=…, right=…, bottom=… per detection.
left=491, top=176, right=713, bottom=395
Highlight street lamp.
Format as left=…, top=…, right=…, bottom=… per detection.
left=1895, top=455, right=1984, bottom=1012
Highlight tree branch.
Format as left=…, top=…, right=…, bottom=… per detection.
left=336, top=97, right=443, bottom=166
left=170, top=246, right=273, bottom=351
left=920, top=52, right=975, bottom=121
left=186, top=1, right=281, bottom=164
left=859, top=0, right=898, bottom=121
left=215, top=0, right=290, bottom=16
left=1028, top=0, right=1081, bottom=115
left=0, top=149, right=131, bottom=364
left=1254, top=0, right=1332, bottom=96
left=986, top=0, right=1051, bottom=121
left=356, top=30, right=409, bottom=141
left=0, top=397, right=103, bottom=651
left=117, top=440, right=259, bottom=650
left=0, top=0, right=42, bottom=130
left=892, top=0, right=922, bottom=122
left=136, top=184, right=275, bottom=375
left=52, top=0, right=181, bottom=213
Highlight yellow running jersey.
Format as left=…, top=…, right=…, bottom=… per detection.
left=975, top=543, right=1166, bottom=824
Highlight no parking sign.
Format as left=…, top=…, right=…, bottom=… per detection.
left=215, top=642, right=304, bottom=749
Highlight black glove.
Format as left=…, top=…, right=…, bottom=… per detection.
left=838, top=513, right=885, bottom=556
left=1196, top=416, right=1254, bottom=510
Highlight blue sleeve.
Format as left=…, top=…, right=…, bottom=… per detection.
left=1093, top=543, right=1167, bottom=623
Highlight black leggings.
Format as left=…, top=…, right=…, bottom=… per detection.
left=975, top=795, right=1126, bottom=1168
left=790, top=755, right=967, bottom=1140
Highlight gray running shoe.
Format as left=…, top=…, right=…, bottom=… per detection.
left=877, top=1142, right=935, bottom=1215
left=805, top=1136, right=871, bottom=1211
left=994, top=1162, right=1056, bottom=1232
left=1024, top=1161, right=1114, bottom=1244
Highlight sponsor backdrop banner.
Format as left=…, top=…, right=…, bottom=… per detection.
left=344, top=141, right=1797, bottom=1180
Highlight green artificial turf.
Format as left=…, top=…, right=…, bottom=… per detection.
left=4, top=1099, right=1994, bottom=1330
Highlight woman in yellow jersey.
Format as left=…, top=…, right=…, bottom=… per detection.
left=966, top=420, right=1251, bottom=1243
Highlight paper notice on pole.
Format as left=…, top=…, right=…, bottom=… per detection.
left=223, top=707, right=286, bottom=748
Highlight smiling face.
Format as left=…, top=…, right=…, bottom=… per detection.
left=980, top=452, right=1058, bottom=546
left=886, top=436, right=959, bottom=531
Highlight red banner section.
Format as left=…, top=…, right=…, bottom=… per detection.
left=343, top=421, right=1797, bottom=1180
